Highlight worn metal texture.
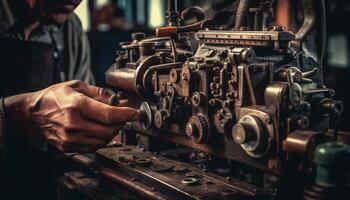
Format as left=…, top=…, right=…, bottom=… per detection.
left=103, top=0, right=346, bottom=199
left=96, top=145, right=270, bottom=200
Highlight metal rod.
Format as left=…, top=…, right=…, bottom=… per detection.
left=291, top=0, right=316, bottom=51
left=234, top=0, right=250, bottom=31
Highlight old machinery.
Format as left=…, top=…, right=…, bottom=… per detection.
left=100, top=0, right=348, bottom=199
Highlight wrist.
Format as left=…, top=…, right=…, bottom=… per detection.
left=4, top=93, right=33, bottom=121
left=3, top=92, right=39, bottom=138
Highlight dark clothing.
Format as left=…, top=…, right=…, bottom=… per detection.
left=0, top=1, right=95, bottom=199
left=0, top=0, right=95, bottom=155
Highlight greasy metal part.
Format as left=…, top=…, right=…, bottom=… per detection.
left=70, top=154, right=171, bottom=200
left=243, top=65, right=257, bottom=105
left=105, top=67, right=136, bottom=93
left=94, top=146, right=269, bottom=199
left=195, top=30, right=295, bottom=50
left=320, top=99, right=344, bottom=116
left=180, top=7, right=205, bottom=21
left=181, top=178, right=199, bottom=186
left=185, top=114, right=210, bottom=144
left=283, top=131, right=326, bottom=161
left=232, top=115, right=265, bottom=154
left=291, top=0, right=316, bottom=51
left=135, top=157, right=153, bottom=167
left=150, top=163, right=174, bottom=172
left=167, top=0, right=180, bottom=27
left=139, top=102, right=154, bottom=129
left=103, top=0, right=345, bottom=199
left=59, top=171, right=121, bottom=200
left=234, top=0, right=251, bottom=31
left=249, top=1, right=274, bottom=31
left=156, top=20, right=213, bottom=37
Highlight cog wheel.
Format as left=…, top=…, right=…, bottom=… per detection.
left=185, top=114, right=210, bottom=144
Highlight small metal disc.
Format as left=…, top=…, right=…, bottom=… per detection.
left=181, top=177, right=200, bottom=186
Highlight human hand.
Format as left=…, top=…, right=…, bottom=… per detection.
left=4, top=80, right=139, bottom=153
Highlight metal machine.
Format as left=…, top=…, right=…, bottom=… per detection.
left=62, top=1, right=350, bottom=200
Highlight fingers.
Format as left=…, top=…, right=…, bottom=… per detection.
left=70, top=81, right=113, bottom=104
left=37, top=80, right=140, bottom=153
left=43, top=113, right=123, bottom=140
left=44, top=129, right=112, bottom=153
left=80, top=96, right=140, bottom=124
left=62, top=118, right=123, bottom=139
left=66, top=80, right=131, bottom=107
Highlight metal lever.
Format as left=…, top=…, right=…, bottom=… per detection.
left=155, top=19, right=213, bottom=37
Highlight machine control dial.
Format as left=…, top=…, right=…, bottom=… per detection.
left=232, top=115, right=268, bottom=157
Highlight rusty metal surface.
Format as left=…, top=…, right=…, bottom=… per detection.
left=102, top=0, right=345, bottom=199
left=95, top=145, right=270, bottom=200
left=58, top=171, right=144, bottom=200
left=70, top=154, right=172, bottom=200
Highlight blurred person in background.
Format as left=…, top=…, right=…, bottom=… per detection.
left=91, top=4, right=129, bottom=85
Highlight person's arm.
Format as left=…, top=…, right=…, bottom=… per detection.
left=1, top=80, right=139, bottom=153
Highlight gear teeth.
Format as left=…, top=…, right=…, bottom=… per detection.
left=189, top=114, right=210, bottom=144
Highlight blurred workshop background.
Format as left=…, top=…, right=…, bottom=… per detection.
left=73, top=0, right=350, bottom=131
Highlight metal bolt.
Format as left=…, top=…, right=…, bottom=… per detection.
left=191, top=92, right=202, bottom=107
left=170, top=69, right=178, bottom=83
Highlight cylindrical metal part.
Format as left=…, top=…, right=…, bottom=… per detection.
left=105, top=68, right=137, bottom=92
left=283, top=131, right=325, bottom=161
left=167, top=0, right=179, bottom=26
left=139, top=42, right=156, bottom=57
left=156, top=26, right=178, bottom=37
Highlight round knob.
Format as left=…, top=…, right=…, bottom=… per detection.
left=185, top=115, right=210, bottom=144
left=232, top=115, right=268, bottom=157
left=232, top=123, right=254, bottom=145
left=139, top=102, right=154, bottom=129
left=154, top=109, right=169, bottom=129
left=240, top=49, right=255, bottom=63
left=191, top=92, right=204, bottom=107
